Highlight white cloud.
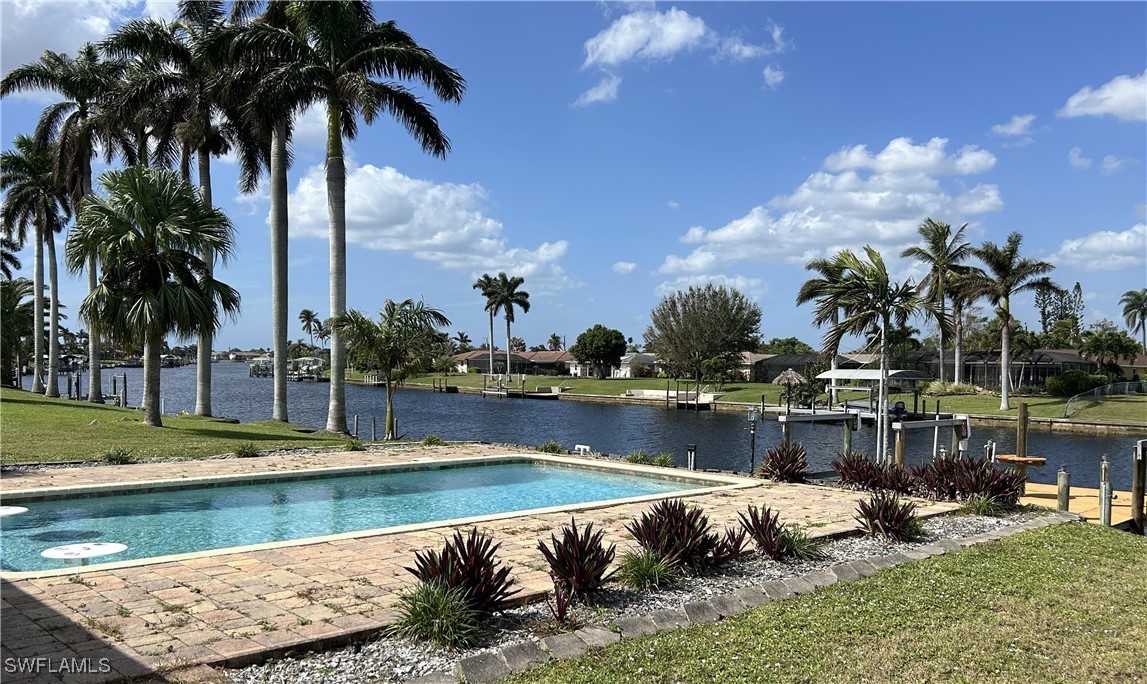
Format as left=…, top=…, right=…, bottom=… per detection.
left=1058, top=70, right=1147, bottom=122
left=990, top=114, right=1036, bottom=137
left=762, top=65, right=784, bottom=89
left=655, top=274, right=768, bottom=300
left=612, top=261, right=638, bottom=274
left=1053, top=224, right=1147, bottom=271
left=657, top=136, right=1003, bottom=276
left=573, top=72, right=622, bottom=107
left=1068, top=146, right=1093, bottom=169
left=824, top=137, right=996, bottom=176
left=286, top=161, right=576, bottom=294
left=667, top=200, right=680, bottom=210
left=1101, top=154, right=1127, bottom=174
left=582, top=8, right=708, bottom=69
left=718, top=21, right=790, bottom=61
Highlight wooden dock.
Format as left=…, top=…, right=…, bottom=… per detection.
left=1020, top=483, right=1137, bottom=528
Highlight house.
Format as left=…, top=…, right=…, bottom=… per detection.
left=611, top=352, right=658, bottom=378
left=1118, top=354, right=1147, bottom=381
left=746, top=353, right=877, bottom=383
left=518, top=350, right=576, bottom=376
left=901, top=349, right=1098, bottom=387
left=451, top=350, right=533, bottom=374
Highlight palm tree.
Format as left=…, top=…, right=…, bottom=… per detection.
left=947, top=271, right=979, bottom=385
left=299, top=308, right=320, bottom=349
left=103, top=1, right=261, bottom=418
left=1120, top=288, right=1147, bottom=354
left=547, top=333, right=563, bottom=351
left=473, top=273, right=498, bottom=375
left=796, top=256, right=847, bottom=405
left=807, top=246, right=930, bottom=463
left=64, top=167, right=240, bottom=427
left=337, top=299, right=449, bottom=439
left=491, top=273, right=530, bottom=381
left=969, top=232, right=1054, bottom=411
left=1, top=44, right=136, bottom=403
left=0, top=237, right=21, bottom=280
left=901, top=218, right=969, bottom=385
left=0, top=278, right=33, bottom=387
left=238, top=1, right=465, bottom=434
left=452, top=330, right=472, bottom=353
left=2, top=135, right=71, bottom=396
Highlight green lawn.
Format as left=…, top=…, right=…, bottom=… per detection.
left=405, top=374, right=1147, bottom=421
left=0, top=388, right=348, bottom=463
left=508, top=523, right=1147, bottom=684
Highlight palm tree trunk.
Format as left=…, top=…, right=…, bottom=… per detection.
left=195, top=149, right=214, bottom=416
left=953, top=302, right=964, bottom=385
left=505, top=317, right=512, bottom=383
left=45, top=231, right=60, bottom=398
left=83, top=160, right=102, bottom=403
left=325, top=105, right=348, bottom=434
left=271, top=122, right=289, bottom=422
left=385, top=377, right=396, bottom=440
left=878, top=315, right=890, bottom=463
left=999, top=305, right=1012, bottom=411
left=488, top=312, right=495, bottom=377
left=829, top=309, right=840, bottom=405
left=937, top=296, right=946, bottom=386
left=142, top=331, right=163, bottom=427
left=31, top=223, right=44, bottom=394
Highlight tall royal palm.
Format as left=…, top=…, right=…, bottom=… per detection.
left=946, top=271, right=979, bottom=385
left=338, top=299, right=449, bottom=440
left=1, top=44, right=135, bottom=403
left=103, top=0, right=262, bottom=417
left=240, top=1, right=464, bottom=433
left=1120, top=288, right=1147, bottom=354
left=970, top=232, right=1054, bottom=411
left=900, top=218, right=969, bottom=385
left=812, top=247, right=930, bottom=463
left=473, top=273, right=498, bottom=375
left=65, top=167, right=240, bottom=427
left=1, top=135, right=71, bottom=396
left=492, top=273, right=529, bottom=381
left=299, top=308, right=320, bottom=349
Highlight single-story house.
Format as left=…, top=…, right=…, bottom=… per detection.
left=901, top=349, right=1097, bottom=387
left=518, top=350, right=576, bottom=376
left=611, top=352, right=658, bottom=378
left=451, top=350, right=533, bottom=375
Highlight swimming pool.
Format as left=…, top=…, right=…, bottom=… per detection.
left=0, top=457, right=725, bottom=573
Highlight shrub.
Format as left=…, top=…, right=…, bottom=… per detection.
left=650, top=452, right=676, bottom=468
left=617, top=549, right=679, bottom=591
left=625, top=499, right=718, bottom=574
left=537, top=518, right=616, bottom=601
left=831, top=452, right=878, bottom=489
left=875, top=463, right=914, bottom=494
left=1045, top=370, right=1108, bottom=397
left=855, top=491, right=922, bottom=541
left=782, top=524, right=827, bottom=561
left=343, top=439, right=365, bottom=452
left=234, top=442, right=260, bottom=458
left=625, top=450, right=653, bottom=465
left=102, top=448, right=133, bottom=465
left=422, top=434, right=447, bottom=446
left=910, top=455, right=1025, bottom=505
left=1013, top=385, right=1045, bottom=397
left=756, top=442, right=808, bottom=482
left=709, top=526, right=750, bottom=568
left=389, top=580, right=480, bottom=649
left=405, top=528, right=520, bottom=614
left=961, top=493, right=1004, bottom=517
left=739, top=504, right=787, bottom=560
left=537, top=440, right=564, bottom=454
left=547, top=579, right=573, bottom=624
left=921, top=381, right=978, bottom=396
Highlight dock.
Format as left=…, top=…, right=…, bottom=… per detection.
left=1020, top=483, right=1137, bottom=528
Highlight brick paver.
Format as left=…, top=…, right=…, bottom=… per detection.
left=0, top=445, right=957, bottom=681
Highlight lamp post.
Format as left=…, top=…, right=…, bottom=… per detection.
left=747, top=406, right=758, bottom=475
left=686, top=443, right=697, bottom=471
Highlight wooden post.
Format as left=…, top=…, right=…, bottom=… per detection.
left=1057, top=465, right=1071, bottom=512
left=1132, top=440, right=1145, bottom=534
left=1099, top=456, right=1112, bottom=526
left=1016, top=402, right=1028, bottom=459
left=353, top=415, right=359, bottom=438
left=666, top=379, right=670, bottom=410
left=120, top=373, right=127, bottom=408
left=371, top=416, right=377, bottom=442
left=781, top=420, right=791, bottom=448
left=894, top=427, right=905, bottom=468
left=843, top=419, right=852, bottom=455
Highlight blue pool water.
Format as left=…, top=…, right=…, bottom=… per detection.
left=0, top=462, right=706, bottom=572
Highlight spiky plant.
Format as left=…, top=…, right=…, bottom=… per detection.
left=537, top=518, right=616, bottom=601
left=757, top=442, right=808, bottom=482
left=405, top=528, right=520, bottom=614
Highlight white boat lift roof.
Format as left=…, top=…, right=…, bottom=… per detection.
left=815, top=369, right=933, bottom=381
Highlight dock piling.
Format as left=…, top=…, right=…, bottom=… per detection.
left=1132, top=440, right=1145, bottom=534
left=1100, top=456, right=1112, bottom=527
left=372, top=416, right=377, bottom=442
left=1057, top=465, right=1071, bottom=512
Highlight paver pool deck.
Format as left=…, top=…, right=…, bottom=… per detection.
left=0, top=444, right=959, bottom=683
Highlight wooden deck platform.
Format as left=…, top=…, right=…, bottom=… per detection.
left=1020, top=482, right=1137, bottom=528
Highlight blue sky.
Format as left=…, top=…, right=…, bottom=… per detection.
left=2, top=1, right=1145, bottom=353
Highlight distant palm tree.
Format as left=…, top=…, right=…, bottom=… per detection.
left=337, top=299, right=449, bottom=439
left=65, top=167, right=240, bottom=427
left=0, top=237, right=22, bottom=280
left=2, top=134, right=71, bottom=396
left=947, top=271, right=979, bottom=385
left=0, top=278, right=33, bottom=386
left=1120, top=288, right=1147, bottom=354
left=901, top=218, right=968, bottom=385
left=492, top=273, right=529, bottom=381
left=808, top=246, right=930, bottom=462
left=1, top=44, right=136, bottom=402
left=969, top=232, right=1054, bottom=411
left=473, top=273, right=498, bottom=375
left=453, top=330, right=472, bottom=352
left=299, top=308, right=320, bottom=349
left=239, top=1, right=465, bottom=434
left=547, top=333, right=563, bottom=351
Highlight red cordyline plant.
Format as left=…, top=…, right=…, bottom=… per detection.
left=405, top=528, right=520, bottom=614
left=537, top=518, right=617, bottom=602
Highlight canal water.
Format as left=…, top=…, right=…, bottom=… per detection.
left=95, top=363, right=1143, bottom=490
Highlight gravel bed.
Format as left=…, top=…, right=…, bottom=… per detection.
left=224, top=508, right=1051, bottom=684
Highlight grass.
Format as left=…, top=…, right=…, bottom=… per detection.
left=0, top=388, right=349, bottom=463
left=506, top=523, right=1147, bottom=683
left=404, top=374, right=1146, bottom=421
